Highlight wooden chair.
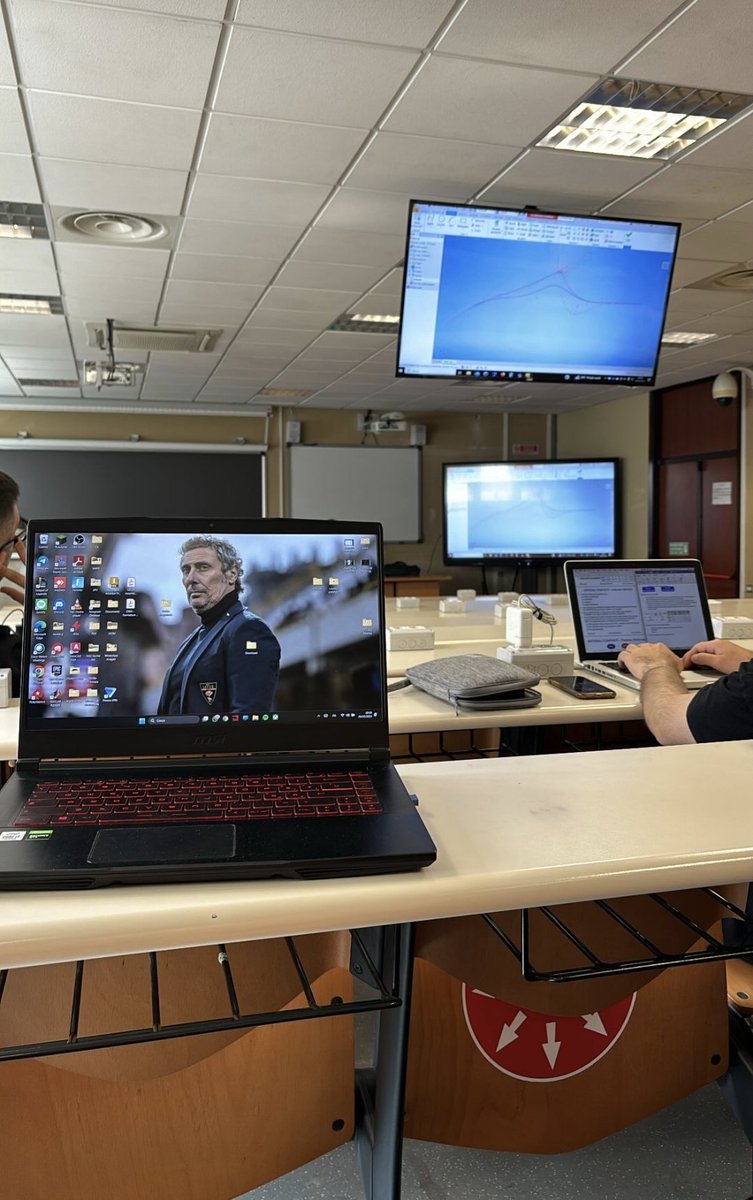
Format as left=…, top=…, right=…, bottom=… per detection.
left=0, top=934, right=355, bottom=1200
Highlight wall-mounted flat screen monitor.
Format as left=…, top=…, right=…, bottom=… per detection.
left=396, top=200, right=680, bottom=386
left=443, top=459, right=621, bottom=565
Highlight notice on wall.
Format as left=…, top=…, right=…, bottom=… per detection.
left=712, top=481, right=733, bottom=506
left=668, top=541, right=689, bottom=556
left=512, top=443, right=540, bottom=457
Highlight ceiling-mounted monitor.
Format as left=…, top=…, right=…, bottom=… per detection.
left=396, top=200, right=680, bottom=386
left=443, top=459, right=621, bottom=566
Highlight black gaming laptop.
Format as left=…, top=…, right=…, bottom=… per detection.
left=0, top=518, right=436, bottom=889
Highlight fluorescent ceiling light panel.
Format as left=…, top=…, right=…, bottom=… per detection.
left=0, top=294, right=63, bottom=314
left=661, top=331, right=719, bottom=346
left=539, top=78, right=753, bottom=160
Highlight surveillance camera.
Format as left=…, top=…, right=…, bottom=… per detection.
left=712, top=371, right=738, bottom=405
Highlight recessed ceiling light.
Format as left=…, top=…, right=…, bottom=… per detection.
left=0, top=294, right=63, bottom=315
left=0, top=202, right=49, bottom=240
left=538, top=77, right=753, bottom=160
left=661, top=331, right=719, bottom=346
left=329, top=313, right=400, bottom=333
left=257, top=387, right=313, bottom=399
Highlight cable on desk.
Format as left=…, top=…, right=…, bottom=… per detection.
left=149, top=951, right=161, bottom=1031
left=68, top=960, right=84, bottom=1043
left=285, top=937, right=319, bottom=1009
left=217, top=944, right=241, bottom=1019
left=519, top=594, right=557, bottom=644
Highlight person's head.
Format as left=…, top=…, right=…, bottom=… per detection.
left=0, top=471, right=21, bottom=572
left=179, top=536, right=243, bottom=615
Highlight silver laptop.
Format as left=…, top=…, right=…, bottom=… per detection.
left=564, top=559, right=716, bottom=691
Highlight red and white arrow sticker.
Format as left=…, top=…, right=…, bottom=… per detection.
left=462, top=986, right=636, bottom=1082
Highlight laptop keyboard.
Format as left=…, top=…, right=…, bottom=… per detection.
left=14, top=771, right=383, bottom=827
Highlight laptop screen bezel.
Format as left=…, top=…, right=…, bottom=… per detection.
left=564, top=558, right=714, bottom=662
left=19, top=517, right=390, bottom=762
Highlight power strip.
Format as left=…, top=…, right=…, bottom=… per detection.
left=386, top=626, right=435, bottom=651
left=456, top=588, right=476, bottom=601
left=496, top=644, right=574, bottom=677
left=395, top=596, right=420, bottom=610
left=712, top=615, right=753, bottom=639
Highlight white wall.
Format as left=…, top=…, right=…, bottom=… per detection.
left=556, top=392, right=650, bottom=559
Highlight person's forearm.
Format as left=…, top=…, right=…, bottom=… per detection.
left=639, top=664, right=695, bottom=745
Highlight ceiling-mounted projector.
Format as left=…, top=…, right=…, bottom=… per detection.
left=83, top=361, right=140, bottom=389
left=359, top=410, right=407, bottom=433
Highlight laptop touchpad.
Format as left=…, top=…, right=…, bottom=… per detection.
left=88, top=825, right=237, bottom=865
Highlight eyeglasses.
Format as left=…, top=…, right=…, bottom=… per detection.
left=0, top=517, right=27, bottom=558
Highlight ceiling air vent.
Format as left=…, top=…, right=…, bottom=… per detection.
left=689, top=266, right=753, bottom=292
left=18, top=378, right=79, bottom=388
left=60, top=210, right=168, bottom=244
left=85, top=323, right=222, bottom=353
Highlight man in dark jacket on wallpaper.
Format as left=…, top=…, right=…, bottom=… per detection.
left=158, top=535, right=280, bottom=716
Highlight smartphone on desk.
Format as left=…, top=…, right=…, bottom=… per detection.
left=549, top=675, right=616, bottom=700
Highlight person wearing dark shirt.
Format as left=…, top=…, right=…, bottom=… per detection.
left=617, top=637, right=753, bottom=744
left=157, top=535, right=280, bottom=716
left=0, top=470, right=26, bottom=604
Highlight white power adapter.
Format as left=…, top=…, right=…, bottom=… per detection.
left=457, top=588, right=476, bottom=601
left=506, top=605, right=532, bottom=648
left=395, top=596, right=420, bottom=610
left=0, top=667, right=10, bottom=708
left=497, top=644, right=575, bottom=677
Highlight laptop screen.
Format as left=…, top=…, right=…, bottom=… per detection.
left=22, top=520, right=386, bottom=757
left=565, top=560, right=713, bottom=659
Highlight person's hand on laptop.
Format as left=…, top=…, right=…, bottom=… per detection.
left=682, top=638, right=753, bottom=675
left=618, top=642, right=684, bottom=680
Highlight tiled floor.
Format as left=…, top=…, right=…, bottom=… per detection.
left=241, top=1083, right=752, bottom=1200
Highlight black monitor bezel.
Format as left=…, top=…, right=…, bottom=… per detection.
left=441, top=458, right=622, bottom=567
left=395, top=198, right=680, bottom=386
left=19, top=516, right=389, bottom=763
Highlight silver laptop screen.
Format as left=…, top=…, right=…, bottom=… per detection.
left=26, top=528, right=383, bottom=733
left=570, top=564, right=710, bottom=656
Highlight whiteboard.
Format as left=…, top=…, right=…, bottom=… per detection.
left=289, top=445, right=421, bottom=542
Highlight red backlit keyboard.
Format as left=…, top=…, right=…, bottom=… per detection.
left=15, top=771, right=382, bottom=827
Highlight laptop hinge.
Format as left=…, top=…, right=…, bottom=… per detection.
left=16, top=759, right=40, bottom=773
left=369, top=747, right=390, bottom=764
left=31, top=749, right=378, bottom=772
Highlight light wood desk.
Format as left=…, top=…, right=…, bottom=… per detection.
left=2, top=743, right=753, bottom=1200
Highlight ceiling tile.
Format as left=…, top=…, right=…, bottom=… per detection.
left=0, top=313, right=69, bottom=344
left=261, top=286, right=360, bottom=314
left=66, top=298, right=158, bottom=322
left=0, top=266, right=59, bottom=293
left=0, top=239, right=56, bottom=272
left=39, top=157, right=189, bottom=212
left=621, top=0, right=753, bottom=95
left=54, top=242, right=171, bottom=277
left=680, top=113, right=753, bottom=173
left=9, top=0, right=221, bottom=107
left=187, top=174, right=329, bottom=225
left=157, top=302, right=248, bottom=325
left=480, top=148, right=662, bottom=209
left=0, top=152, right=41, bottom=201
left=671, top=257, right=737, bottom=288
left=201, top=113, right=366, bottom=184
left=235, top=0, right=453, bottom=47
left=171, top=253, right=278, bottom=286
left=680, top=220, right=753, bottom=264
left=163, top=279, right=264, bottom=309
left=216, top=28, right=419, bottom=126
left=247, top=304, right=332, bottom=331
left=293, top=228, right=404, bottom=267
left=61, top=273, right=164, bottom=302
left=384, top=57, right=597, bottom=146
left=0, top=86, right=30, bottom=154
left=28, top=91, right=203, bottom=171
left=346, top=131, right=518, bottom=198
left=439, top=0, right=681, bottom=72
left=607, top=164, right=753, bottom=222
left=0, top=22, right=15, bottom=84
left=315, top=188, right=415, bottom=236
left=76, top=1, right=227, bottom=16
left=178, top=218, right=301, bottom=258
left=275, top=260, right=383, bottom=292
